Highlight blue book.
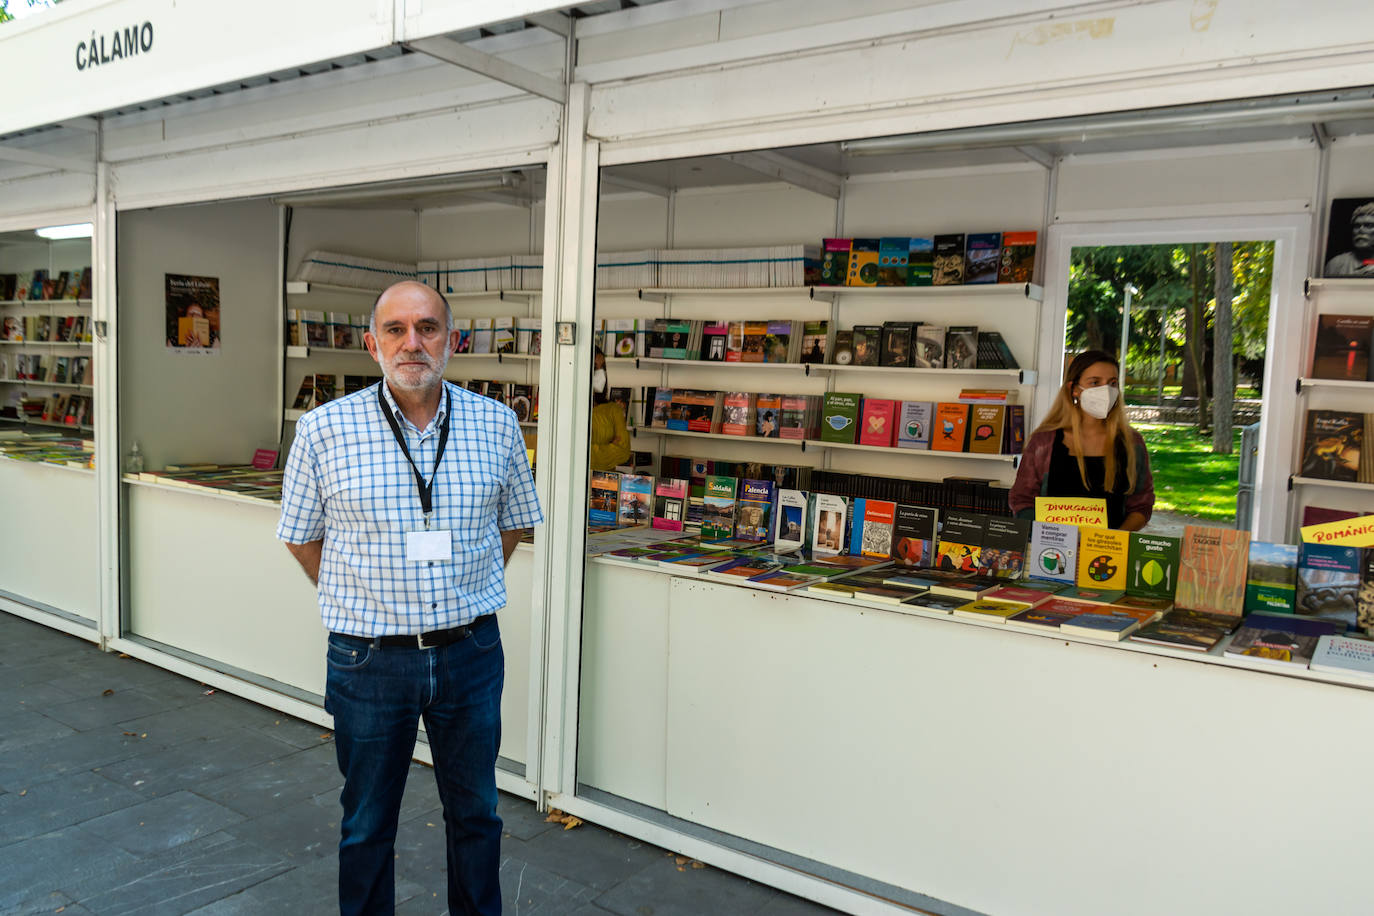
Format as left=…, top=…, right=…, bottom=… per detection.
left=1060, top=612, right=1140, bottom=640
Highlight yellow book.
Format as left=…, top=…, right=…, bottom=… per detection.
left=952, top=599, right=1027, bottom=622
left=1077, top=527, right=1130, bottom=591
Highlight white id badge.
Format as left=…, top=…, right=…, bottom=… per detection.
left=406, top=529, right=452, bottom=562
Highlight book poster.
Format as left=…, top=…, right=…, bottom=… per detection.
left=165, top=273, right=221, bottom=354
left=1323, top=197, right=1374, bottom=278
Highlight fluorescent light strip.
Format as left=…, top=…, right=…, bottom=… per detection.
left=34, top=222, right=93, bottom=240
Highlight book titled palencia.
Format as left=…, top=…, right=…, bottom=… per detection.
left=1174, top=525, right=1250, bottom=617
left=734, top=478, right=775, bottom=542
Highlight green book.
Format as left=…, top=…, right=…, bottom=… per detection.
left=820, top=392, right=862, bottom=444
left=700, top=475, right=737, bottom=540
left=1126, top=533, right=1181, bottom=600
left=1244, top=541, right=1299, bottom=613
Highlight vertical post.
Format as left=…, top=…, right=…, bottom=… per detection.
left=93, top=159, right=121, bottom=648
left=1118, top=283, right=1136, bottom=382
left=1157, top=307, right=1167, bottom=407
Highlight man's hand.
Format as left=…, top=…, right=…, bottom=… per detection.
left=501, top=529, right=529, bottom=566
left=285, top=540, right=323, bottom=585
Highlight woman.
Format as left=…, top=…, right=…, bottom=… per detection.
left=589, top=349, right=632, bottom=471
left=1009, top=349, right=1154, bottom=531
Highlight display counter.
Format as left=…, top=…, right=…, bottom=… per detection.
left=578, top=556, right=1374, bottom=916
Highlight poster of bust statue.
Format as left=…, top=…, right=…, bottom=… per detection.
left=1323, top=197, right=1374, bottom=278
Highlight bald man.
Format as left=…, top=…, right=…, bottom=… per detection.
left=278, top=281, right=542, bottom=915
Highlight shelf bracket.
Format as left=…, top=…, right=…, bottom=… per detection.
left=718, top=151, right=843, bottom=200
left=1303, top=277, right=1312, bottom=299
left=638, top=290, right=667, bottom=304
left=404, top=36, right=566, bottom=105
left=1295, top=376, right=1303, bottom=395
left=1287, top=474, right=1294, bottom=492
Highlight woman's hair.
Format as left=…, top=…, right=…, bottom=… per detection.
left=1035, top=349, right=1137, bottom=493
left=592, top=347, right=608, bottom=405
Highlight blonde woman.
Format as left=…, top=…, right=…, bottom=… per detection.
left=1009, top=349, right=1155, bottom=531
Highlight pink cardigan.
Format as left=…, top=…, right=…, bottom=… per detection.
left=1008, top=428, right=1155, bottom=524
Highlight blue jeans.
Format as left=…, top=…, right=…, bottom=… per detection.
left=325, top=614, right=504, bottom=916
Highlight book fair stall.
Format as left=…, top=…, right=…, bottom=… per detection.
left=4, top=2, right=1374, bottom=914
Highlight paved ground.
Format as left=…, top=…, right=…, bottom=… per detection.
left=0, top=612, right=838, bottom=915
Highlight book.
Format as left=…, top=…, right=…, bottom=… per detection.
left=820, top=392, right=862, bottom=444
left=966, top=404, right=1005, bottom=454
left=290, top=376, right=314, bottom=410
left=493, top=317, right=516, bottom=354
left=774, top=489, right=808, bottom=552
left=905, top=237, right=934, bottom=286
left=964, top=233, right=1001, bottom=284
left=1311, top=314, right=1373, bottom=381
left=1077, top=527, right=1130, bottom=591
left=755, top=393, right=783, bottom=438
left=702, top=556, right=785, bottom=583
left=1060, top=612, right=1143, bottom=641
left=881, top=572, right=938, bottom=591
left=936, top=511, right=983, bottom=572
left=669, top=390, right=723, bottom=434
left=700, top=475, right=737, bottom=540
left=778, top=394, right=814, bottom=440
left=1028, top=521, right=1078, bottom=583
left=1128, top=616, right=1228, bottom=652
left=588, top=471, right=621, bottom=526
left=701, top=321, right=729, bottom=361
left=926, top=573, right=1003, bottom=600
left=891, top=504, right=938, bottom=568
left=858, top=398, right=896, bottom=447
left=998, top=231, right=1037, bottom=283
left=901, top=592, right=965, bottom=613
left=1296, top=543, right=1362, bottom=627
left=979, top=516, right=1031, bottom=578
left=1174, top=525, right=1251, bottom=617
left=616, top=473, right=653, bottom=527
left=846, top=238, right=880, bottom=286
left=1054, top=585, right=1126, bottom=605
left=932, top=234, right=965, bottom=285
left=953, top=598, right=1026, bottom=623
left=1006, top=606, right=1079, bottom=631
left=747, top=569, right=823, bottom=591
left=811, top=493, right=848, bottom=556
left=944, top=326, right=978, bottom=369
left=721, top=391, right=756, bottom=437
left=312, top=374, right=337, bottom=405
left=851, top=325, right=882, bottom=367
left=1126, top=533, right=1181, bottom=600
left=831, top=330, right=854, bottom=366
left=930, top=403, right=969, bottom=452
left=1224, top=612, right=1342, bottom=668
left=1299, top=410, right=1362, bottom=481
left=1360, top=549, right=1374, bottom=637
left=820, top=238, right=851, bottom=286
left=1310, top=634, right=1374, bottom=677
left=879, top=322, right=915, bottom=367
left=799, top=321, right=829, bottom=364
left=982, top=331, right=1020, bottom=370
left=852, top=498, right=896, bottom=559
left=914, top=325, right=944, bottom=368
left=895, top=401, right=933, bottom=450
left=1244, top=541, right=1300, bottom=613
left=877, top=237, right=909, bottom=286
left=734, top=479, right=775, bottom=541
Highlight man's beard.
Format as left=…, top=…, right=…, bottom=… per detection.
left=381, top=347, right=448, bottom=393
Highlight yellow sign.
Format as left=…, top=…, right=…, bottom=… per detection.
left=1300, top=515, right=1374, bottom=548
left=1035, top=497, right=1108, bottom=528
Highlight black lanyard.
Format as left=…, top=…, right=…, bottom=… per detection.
left=378, top=383, right=450, bottom=521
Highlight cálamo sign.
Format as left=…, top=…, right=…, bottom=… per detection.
left=75, top=23, right=153, bottom=71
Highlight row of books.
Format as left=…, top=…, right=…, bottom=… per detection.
left=644, top=386, right=1025, bottom=454
left=12, top=392, right=93, bottom=427
left=1310, top=313, right=1374, bottom=381
left=1299, top=409, right=1373, bottom=483
left=287, top=310, right=544, bottom=357
left=0, top=268, right=92, bottom=302
left=290, top=373, right=538, bottom=423
left=2, top=354, right=92, bottom=386
left=0, top=429, right=94, bottom=468
left=817, top=233, right=1036, bottom=287
left=1, top=314, right=92, bottom=343
left=129, top=464, right=284, bottom=502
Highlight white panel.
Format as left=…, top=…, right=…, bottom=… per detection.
left=1324, top=135, right=1374, bottom=201
left=844, top=168, right=1046, bottom=237
left=399, top=0, right=572, bottom=41
left=660, top=576, right=1374, bottom=916
left=596, top=195, right=669, bottom=252
left=0, top=0, right=393, bottom=136
left=500, top=547, right=534, bottom=766
left=117, top=199, right=280, bottom=471
left=672, top=185, right=833, bottom=248
left=0, top=462, right=99, bottom=622
left=289, top=207, right=419, bottom=275
left=127, top=484, right=327, bottom=694
left=419, top=203, right=542, bottom=260
left=577, top=562, right=670, bottom=809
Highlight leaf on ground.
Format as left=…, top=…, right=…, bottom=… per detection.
left=102, top=689, right=114, bottom=696
left=122, top=731, right=137, bottom=737
left=561, top=816, right=582, bottom=831
left=677, top=866, right=686, bottom=872
left=545, top=808, right=565, bottom=823
left=691, top=861, right=705, bottom=869
left=117, top=653, right=130, bottom=659
left=544, top=808, right=583, bottom=829
left=674, top=856, right=689, bottom=866
left=18, top=789, right=26, bottom=796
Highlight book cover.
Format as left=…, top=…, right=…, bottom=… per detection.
left=721, top=391, right=755, bottom=436
left=1110, top=594, right=1174, bottom=615
left=750, top=392, right=781, bottom=438
left=1244, top=541, right=1300, bottom=613
left=1359, top=549, right=1374, bottom=637
left=1028, top=520, right=1079, bottom=584
left=851, top=324, right=882, bottom=367
left=831, top=330, right=854, bottom=366
left=290, top=376, right=314, bottom=409
left=811, top=493, right=848, bottom=556
left=936, top=511, right=983, bottom=572
left=1310, top=634, right=1374, bottom=677
left=1126, top=533, right=1181, bottom=599
left=588, top=471, right=620, bottom=527
left=846, top=238, right=880, bottom=287
left=1128, top=617, right=1227, bottom=652
left=979, top=516, right=1031, bottom=578
left=763, top=320, right=794, bottom=363
left=1006, top=606, right=1078, bottom=631
left=1296, top=542, right=1362, bottom=626
left=701, top=321, right=730, bottom=361
left=905, top=237, right=934, bottom=286
left=895, top=401, right=933, bottom=449
left=1076, top=527, right=1130, bottom=591
left=932, top=234, right=965, bottom=285
left=879, top=322, right=914, bottom=367
left=1174, top=525, right=1251, bottom=617
left=1299, top=410, right=1362, bottom=481
left=800, top=320, right=829, bottom=364
left=964, top=233, right=1001, bottom=284
left=987, top=585, right=1051, bottom=606
left=312, top=374, right=337, bottom=405
left=778, top=394, right=813, bottom=440
left=747, top=570, right=822, bottom=592
left=877, top=237, right=909, bottom=286
left=944, top=326, right=978, bottom=369
left=966, top=404, right=1005, bottom=454
left=701, top=475, right=738, bottom=540
left=953, top=599, right=1026, bottom=623
left=820, top=238, right=851, bottom=286
left=651, top=477, right=688, bottom=531
left=930, top=403, right=969, bottom=452
left=702, top=556, right=785, bottom=583
left=775, top=489, right=808, bottom=552
left=616, top=473, right=653, bottom=527
left=1060, top=612, right=1141, bottom=641
left=670, top=390, right=722, bottom=433
left=998, top=231, right=1037, bottom=284
left=902, top=592, right=965, bottom=613
left=1055, top=585, right=1126, bottom=605
left=1311, top=314, right=1373, bottom=380
left=913, top=324, right=943, bottom=368
left=820, top=392, right=862, bottom=444
left=735, top=478, right=775, bottom=541
left=855, top=498, right=896, bottom=559
left=662, top=318, right=692, bottom=359
left=892, top=504, right=938, bottom=568
left=858, top=398, right=896, bottom=447
left=493, top=317, right=516, bottom=354
left=1224, top=613, right=1341, bottom=668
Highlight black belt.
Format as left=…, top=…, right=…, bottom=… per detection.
left=336, top=615, right=493, bottom=650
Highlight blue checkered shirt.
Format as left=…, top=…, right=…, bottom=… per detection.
left=276, top=381, right=542, bottom=636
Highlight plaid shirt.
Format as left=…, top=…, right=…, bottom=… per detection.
left=277, top=381, right=542, bottom=636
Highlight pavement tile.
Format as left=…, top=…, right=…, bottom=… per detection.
left=0, top=707, right=76, bottom=752
left=758, top=892, right=846, bottom=914
left=591, top=855, right=780, bottom=916
left=80, top=789, right=247, bottom=856
left=500, top=855, right=603, bottom=915
left=0, top=726, right=161, bottom=791
left=93, top=726, right=302, bottom=797
left=505, top=820, right=663, bottom=892
left=114, top=697, right=294, bottom=747
left=499, top=791, right=561, bottom=842
left=223, top=792, right=339, bottom=862
left=0, top=823, right=139, bottom=913
left=2, top=675, right=80, bottom=708
left=251, top=712, right=335, bottom=750
left=43, top=685, right=185, bottom=732
left=196, top=742, right=343, bottom=818
left=0, top=768, right=145, bottom=845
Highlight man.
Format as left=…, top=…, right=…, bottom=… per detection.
left=1325, top=200, right=1374, bottom=277
left=277, top=280, right=542, bottom=916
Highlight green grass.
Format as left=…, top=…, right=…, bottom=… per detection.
left=1136, top=423, right=1243, bottom=521
left=1124, top=385, right=1260, bottom=400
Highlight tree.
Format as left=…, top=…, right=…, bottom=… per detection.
left=1212, top=242, right=1235, bottom=453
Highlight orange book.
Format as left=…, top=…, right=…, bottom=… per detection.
left=930, top=403, right=970, bottom=452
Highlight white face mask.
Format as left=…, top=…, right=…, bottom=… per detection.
left=592, top=368, right=607, bottom=394
left=1078, top=384, right=1119, bottom=419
